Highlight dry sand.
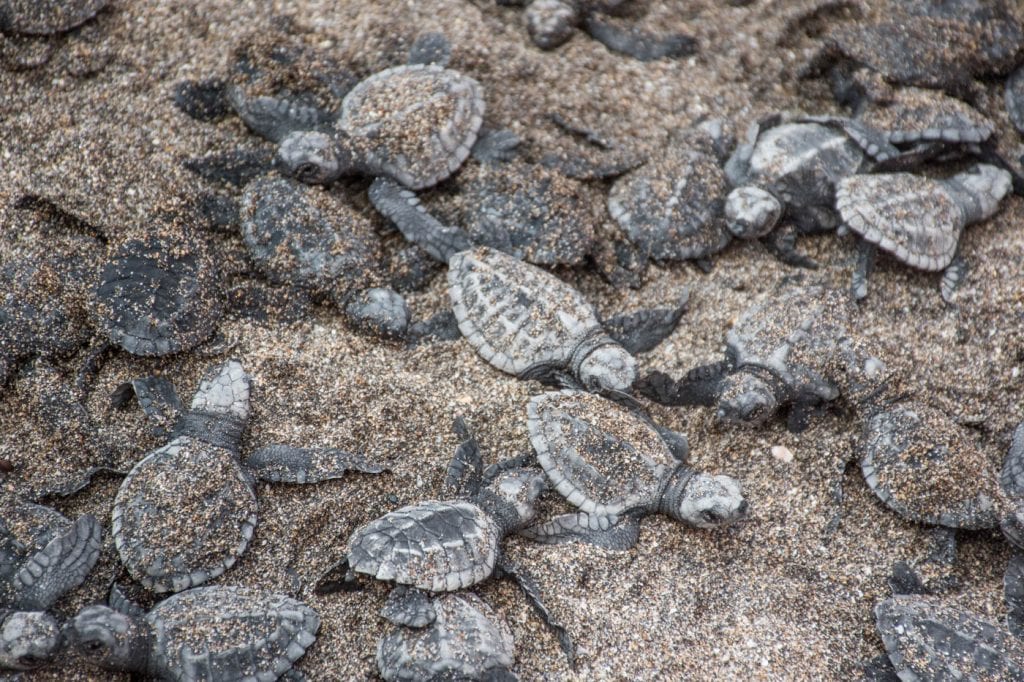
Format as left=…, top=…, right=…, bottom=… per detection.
left=1, top=0, right=1023, bottom=679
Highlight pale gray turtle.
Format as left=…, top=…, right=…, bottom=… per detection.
left=113, top=359, right=387, bottom=593
left=0, top=0, right=108, bottom=35
left=448, top=246, right=688, bottom=394
left=856, top=86, right=996, bottom=152
left=520, top=390, right=747, bottom=549
left=637, top=285, right=883, bottom=432
left=723, top=114, right=902, bottom=267
left=0, top=498, right=101, bottom=672
left=377, top=588, right=517, bottom=682
left=66, top=583, right=319, bottom=681
left=608, top=124, right=733, bottom=267
left=317, top=418, right=574, bottom=663
left=92, top=229, right=224, bottom=357
left=837, top=163, right=1013, bottom=302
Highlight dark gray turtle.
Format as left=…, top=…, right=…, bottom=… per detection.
left=514, top=0, right=697, bottom=62
left=801, top=0, right=1024, bottom=102
left=520, top=390, right=747, bottom=549
left=1007, top=64, right=1024, bottom=136
left=608, top=124, right=732, bottom=266
left=378, top=588, right=517, bottom=682
left=0, top=498, right=101, bottom=672
left=112, top=359, right=387, bottom=593
left=448, top=246, right=688, bottom=394
left=637, top=285, right=884, bottom=432
left=66, top=583, right=319, bottom=681
left=92, top=230, right=225, bottom=358
left=856, top=86, right=996, bottom=152
left=723, top=115, right=901, bottom=267
left=318, top=418, right=574, bottom=663
left=0, top=0, right=107, bottom=35
left=837, top=163, right=1013, bottom=302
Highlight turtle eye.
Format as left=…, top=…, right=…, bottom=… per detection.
left=83, top=639, right=105, bottom=652
left=701, top=509, right=720, bottom=524
left=295, top=163, right=322, bottom=183
left=18, top=655, right=41, bottom=667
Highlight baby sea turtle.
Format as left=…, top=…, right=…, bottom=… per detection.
left=837, top=163, right=1013, bottom=302
left=638, top=285, right=882, bottom=432
left=608, top=124, right=732, bottom=266
left=113, top=359, right=387, bottom=593
left=318, top=418, right=574, bottom=663
left=0, top=498, right=101, bottom=672
left=0, top=0, right=107, bottom=35
left=521, top=390, right=747, bottom=549
left=92, top=229, right=224, bottom=357
left=449, top=246, right=687, bottom=394
left=856, top=86, right=996, bottom=153
left=723, top=115, right=901, bottom=267
left=67, top=583, right=320, bottom=681
left=377, top=588, right=517, bottom=682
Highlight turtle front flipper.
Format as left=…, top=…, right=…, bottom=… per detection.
left=368, top=177, right=472, bottom=263
left=653, top=426, right=688, bottom=462
left=851, top=240, right=877, bottom=301
left=110, top=375, right=183, bottom=439
left=762, top=223, right=819, bottom=270
left=517, top=363, right=580, bottom=390
left=494, top=557, right=575, bottom=668
left=11, top=515, right=101, bottom=611
left=470, top=128, right=521, bottom=165
left=1002, top=420, right=1024, bottom=501
left=445, top=418, right=483, bottom=497
left=380, top=586, right=436, bottom=628
left=407, top=32, right=452, bottom=67
left=602, top=290, right=689, bottom=355
left=939, top=253, right=967, bottom=304
left=860, top=653, right=901, bottom=681
left=226, top=86, right=334, bottom=144
left=313, top=557, right=361, bottom=595
left=581, top=14, right=696, bottom=62
left=244, top=445, right=388, bottom=484
left=634, top=364, right=726, bottom=407
left=786, top=395, right=830, bottom=434
left=1006, top=554, right=1024, bottom=638
left=519, top=512, right=640, bottom=551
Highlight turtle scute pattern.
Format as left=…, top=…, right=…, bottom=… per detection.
left=340, top=63, right=485, bottom=190
left=0, top=0, right=108, bottom=35
left=377, top=592, right=516, bottom=682
left=67, top=585, right=320, bottom=681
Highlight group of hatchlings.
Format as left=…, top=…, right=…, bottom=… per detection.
left=4, top=0, right=1024, bottom=680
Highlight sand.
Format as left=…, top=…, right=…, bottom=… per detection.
left=1, top=0, right=1023, bottom=679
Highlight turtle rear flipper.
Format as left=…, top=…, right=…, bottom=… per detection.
left=381, top=586, right=436, bottom=628
left=368, top=177, right=472, bottom=263
left=110, top=375, right=183, bottom=439
left=519, top=512, right=640, bottom=551
left=602, top=290, right=689, bottom=355
left=12, top=515, right=101, bottom=610
left=495, top=557, right=574, bottom=668
left=1001, top=420, right=1024, bottom=499
left=244, top=445, right=388, bottom=484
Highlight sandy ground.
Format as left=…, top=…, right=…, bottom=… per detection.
left=2, top=0, right=1024, bottom=679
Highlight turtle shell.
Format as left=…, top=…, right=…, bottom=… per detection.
left=726, top=287, right=851, bottom=403
left=448, top=247, right=603, bottom=377
left=837, top=172, right=962, bottom=271
left=347, top=501, right=501, bottom=592
left=527, top=390, right=677, bottom=517
left=742, top=122, right=866, bottom=191
left=608, top=146, right=731, bottom=262
left=340, top=64, right=484, bottom=190
left=112, top=437, right=259, bottom=593
left=860, top=403, right=1006, bottom=529
left=240, top=175, right=383, bottom=296
left=876, top=595, right=1024, bottom=681
left=93, top=233, right=224, bottom=357
left=859, top=87, right=994, bottom=146
left=146, top=585, right=320, bottom=680
left=377, top=592, right=515, bottom=682
left=0, top=0, right=108, bottom=35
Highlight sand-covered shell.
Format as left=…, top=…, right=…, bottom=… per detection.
left=858, top=86, right=995, bottom=147
left=340, top=63, right=484, bottom=190
left=609, top=145, right=731, bottom=262
left=861, top=402, right=1007, bottom=529
left=527, top=390, right=677, bottom=517
left=112, top=361, right=256, bottom=593
left=0, top=0, right=108, bottom=35
left=93, top=232, right=223, bottom=357
left=447, top=246, right=615, bottom=378
left=875, top=595, right=1024, bottom=680
left=1007, top=64, right=1024, bottom=135
left=377, top=592, right=515, bottom=682
left=68, top=585, right=320, bottom=681
left=347, top=501, right=502, bottom=593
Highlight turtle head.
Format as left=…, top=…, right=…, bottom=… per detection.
left=65, top=605, right=150, bottom=673
left=672, top=473, right=748, bottom=528
left=725, top=186, right=782, bottom=239
left=488, top=468, right=547, bottom=527
left=278, top=130, right=352, bottom=185
left=578, top=345, right=637, bottom=394
left=0, top=610, right=61, bottom=671
left=716, top=372, right=778, bottom=427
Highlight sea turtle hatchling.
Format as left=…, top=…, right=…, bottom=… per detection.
left=0, top=0, right=108, bottom=35
left=317, top=418, right=574, bottom=663
left=112, top=359, right=388, bottom=593
left=837, top=163, right=1013, bottom=302
left=0, top=497, right=101, bottom=672
left=637, top=285, right=883, bottom=432
left=520, top=390, right=747, bottom=549
left=377, top=588, right=517, bottom=682
left=66, top=583, right=319, bottom=681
